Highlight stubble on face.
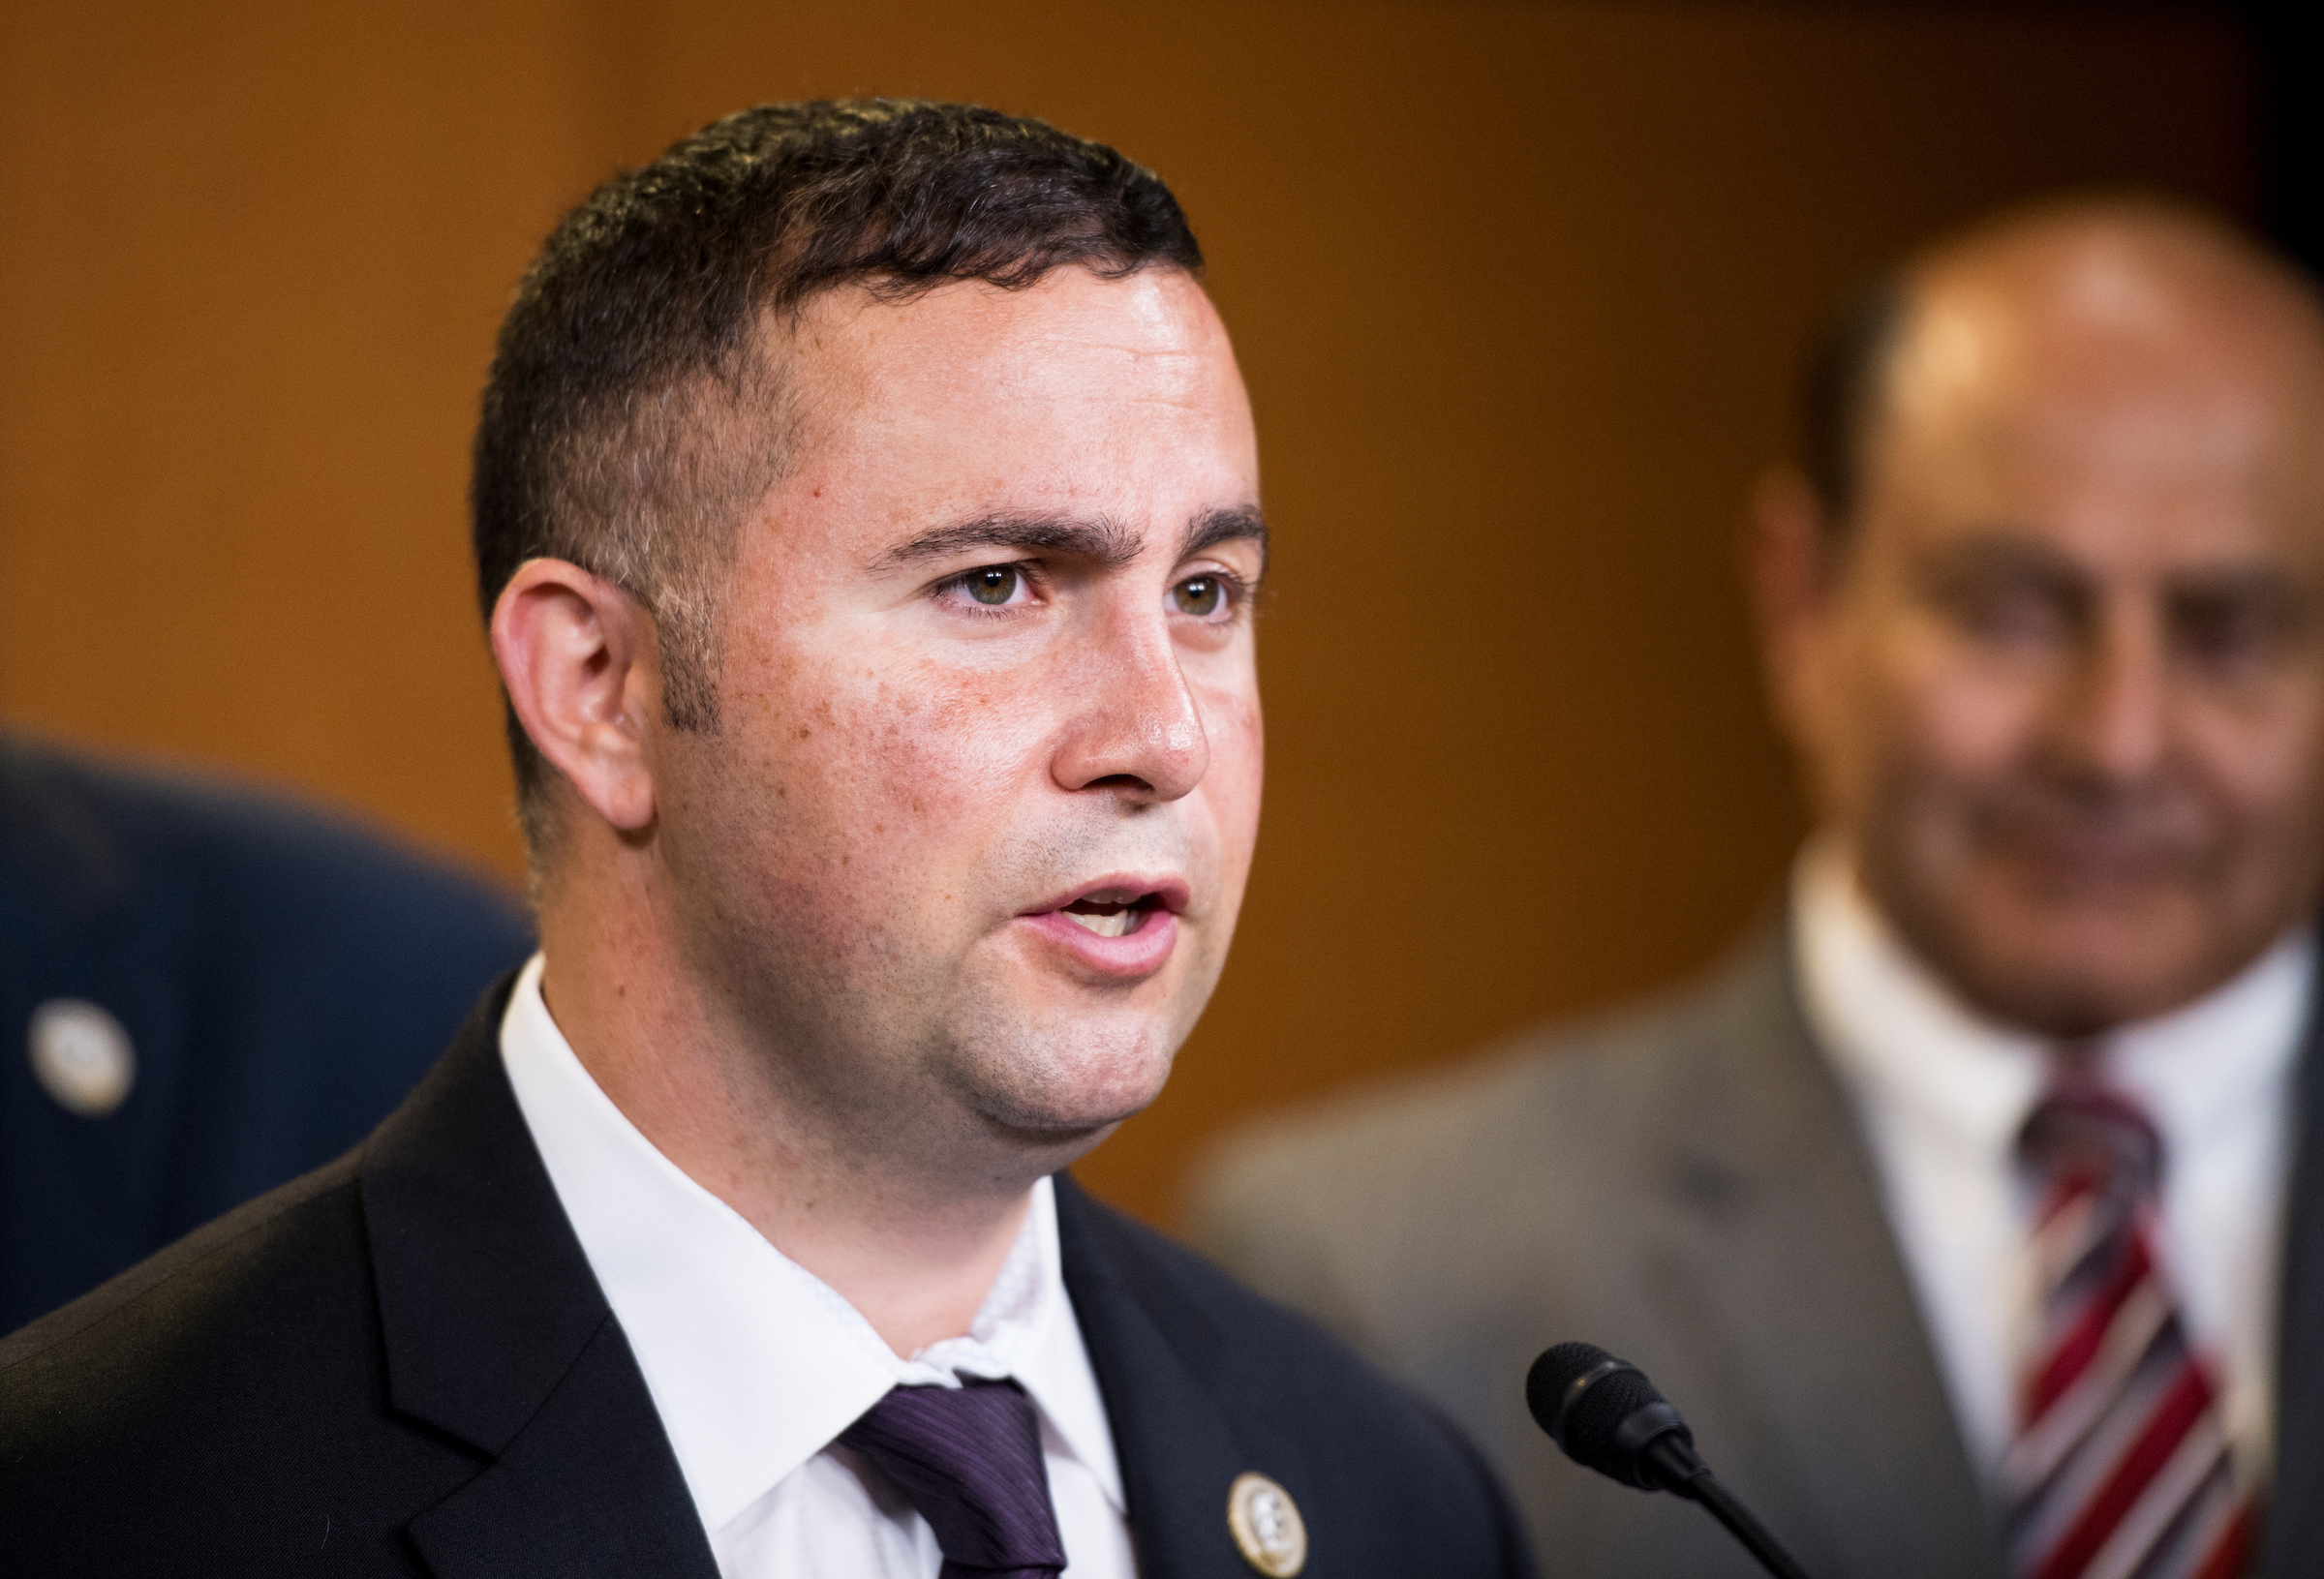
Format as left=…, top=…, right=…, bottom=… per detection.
left=1813, top=214, right=2324, bottom=1035
left=644, top=266, right=1264, bottom=1187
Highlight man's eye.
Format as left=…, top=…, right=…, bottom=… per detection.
left=2174, top=602, right=2295, bottom=672
left=963, top=566, right=1021, bottom=606
left=1929, top=575, right=2077, bottom=647
left=1962, top=592, right=2068, bottom=643
left=1171, top=574, right=1228, bottom=619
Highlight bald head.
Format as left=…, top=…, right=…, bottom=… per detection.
left=1807, top=199, right=2324, bottom=543
left=1756, top=197, right=2324, bottom=1037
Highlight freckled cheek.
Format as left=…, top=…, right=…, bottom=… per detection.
left=779, top=668, right=1062, bottom=878
left=907, top=668, right=1066, bottom=787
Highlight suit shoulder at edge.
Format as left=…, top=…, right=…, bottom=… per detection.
left=0, top=1151, right=365, bottom=1374
left=3, top=729, right=530, bottom=939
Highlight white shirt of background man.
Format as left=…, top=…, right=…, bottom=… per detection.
left=498, top=954, right=1138, bottom=1577
left=1793, top=838, right=2311, bottom=1500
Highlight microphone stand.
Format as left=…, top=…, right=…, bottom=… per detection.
left=1646, top=1437, right=1813, bottom=1579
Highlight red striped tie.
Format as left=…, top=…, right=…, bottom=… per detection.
left=2005, top=1064, right=2252, bottom=1579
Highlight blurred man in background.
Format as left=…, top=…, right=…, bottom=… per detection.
left=0, top=730, right=532, bottom=1333
left=1199, top=197, right=2324, bottom=1579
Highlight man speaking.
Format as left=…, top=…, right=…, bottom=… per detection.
left=0, top=101, right=1532, bottom=1579
left=1199, top=198, right=2324, bottom=1579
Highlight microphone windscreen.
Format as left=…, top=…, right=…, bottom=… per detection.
left=1526, top=1342, right=1670, bottom=1474
left=1525, top=1342, right=1611, bottom=1439
left=1527, top=1344, right=1810, bottom=1574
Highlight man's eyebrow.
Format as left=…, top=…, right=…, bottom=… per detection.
left=1915, top=531, right=2086, bottom=590
left=1181, top=506, right=1269, bottom=572
left=2162, top=562, right=2311, bottom=604
left=875, top=515, right=1143, bottom=572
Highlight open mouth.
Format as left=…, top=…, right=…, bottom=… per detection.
left=1058, top=890, right=1169, bottom=939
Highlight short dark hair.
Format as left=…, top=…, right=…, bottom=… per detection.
left=471, top=100, right=1205, bottom=845
left=1796, top=274, right=1910, bottom=534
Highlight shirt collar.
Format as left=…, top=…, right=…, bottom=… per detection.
left=1792, top=835, right=2314, bottom=1172
left=496, top=955, right=1124, bottom=1536
left=2111, top=925, right=2314, bottom=1160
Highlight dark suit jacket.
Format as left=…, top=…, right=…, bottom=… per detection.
left=0, top=732, right=535, bottom=1332
left=0, top=977, right=1536, bottom=1578
left=1193, top=922, right=2324, bottom=1579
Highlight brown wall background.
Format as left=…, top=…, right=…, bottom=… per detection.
left=0, top=2, right=2255, bottom=1228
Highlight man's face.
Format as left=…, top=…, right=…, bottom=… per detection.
left=652, top=266, right=1263, bottom=1159
left=1782, top=235, right=2324, bottom=1035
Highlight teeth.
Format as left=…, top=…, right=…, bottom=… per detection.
left=1065, top=909, right=1138, bottom=938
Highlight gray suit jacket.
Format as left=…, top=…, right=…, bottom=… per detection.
left=1192, top=923, right=2324, bottom=1578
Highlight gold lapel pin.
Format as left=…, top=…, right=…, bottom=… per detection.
left=1227, top=1471, right=1307, bottom=1576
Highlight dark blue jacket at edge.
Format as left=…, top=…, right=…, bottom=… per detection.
left=0, top=730, right=534, bottom=1334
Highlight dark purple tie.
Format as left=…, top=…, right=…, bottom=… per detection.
left=837, top=1379, right=1067, bottom=1578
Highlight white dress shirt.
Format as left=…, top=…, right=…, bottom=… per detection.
left=497, top=955, right=1137, bottom=1577
left=1792, top=840, right=2309, bottom=1500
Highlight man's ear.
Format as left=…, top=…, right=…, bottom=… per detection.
left=491, top=558, right=661, bottom=835
left=1740, top=463, right=1841, bottom=751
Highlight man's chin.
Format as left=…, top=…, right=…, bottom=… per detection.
left=984, top=1067, right=1172, bottom=1139
left=955, top=1027, right=1178, bottom=1146
left=935, top=955, right=1212, bottom=1147
left=1936, top=891, right=2257, bottom=1036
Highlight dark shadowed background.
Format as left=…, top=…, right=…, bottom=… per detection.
left=0, top=2, right=2272, bottom=1227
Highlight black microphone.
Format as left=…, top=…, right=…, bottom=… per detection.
left=1526, top=1342, right=1813, bottom=1579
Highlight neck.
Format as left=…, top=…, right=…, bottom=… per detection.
left=534, top=846, right=1036, bottom=1357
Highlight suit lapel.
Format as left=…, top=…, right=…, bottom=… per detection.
left=1058, top=1175, right=1288, bottom=1579
left=2261, top=956, right=2324, bottom=1579
left=360, top=982, right=719, bottom=1579
left=1647, top=928, right=2002, bottom=1579
left=404, top=1312, right=720, bottom=1578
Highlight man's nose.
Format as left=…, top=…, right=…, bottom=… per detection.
left=2054, top=601, right=2169, bottom=784
left=1049, top=603, right=1210, bottom=802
